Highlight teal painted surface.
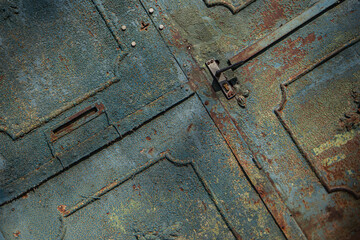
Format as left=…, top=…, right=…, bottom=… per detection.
left=0, top=96, right=285, bottom=239
left=0, top=0, right=359, bottom=239
left=0, top=0, right=189, bottom=204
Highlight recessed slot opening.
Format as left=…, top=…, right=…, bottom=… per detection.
left=52, top=107, right=98, bottom=135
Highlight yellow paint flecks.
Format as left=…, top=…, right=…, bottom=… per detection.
left=313, top=128, right=359, bottom=156
left=322, top=153, right=346, bottom=166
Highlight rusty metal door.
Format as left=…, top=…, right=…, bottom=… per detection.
left=0, top=0, right=359, bottom=239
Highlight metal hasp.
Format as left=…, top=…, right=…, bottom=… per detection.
left=208, top=0, right=341, bottom=80
left=206, top=59, right=236, bottom=99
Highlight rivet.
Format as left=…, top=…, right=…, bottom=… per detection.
left=131, top=41, right=136, bottom=47
left=159, top=24, right=164, bottom=30
left=149, top=7, right=154, bottom=14
left=236, top=95, right=246, bottom=108
left=121, top=25, right=127, bottom=31
left=242, top=89, right=250, bottom=97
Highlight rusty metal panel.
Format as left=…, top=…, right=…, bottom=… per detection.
left=139, top=0, right=360, bottom=239
left=0, top=96, right=285, bottom=239
left=275, top=40, right=360, bottom=198
left=0, top=0, right=191, bottom=204
left=1, top=0, right=359, bottom=239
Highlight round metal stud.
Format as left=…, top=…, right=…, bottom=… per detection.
left=159, top=24, right=164, bottom=30
left=121, top=25, right=127, bottom=31
left=131, top=41, right=136, bottom=47
left=149, top=8, right=154, bottom=14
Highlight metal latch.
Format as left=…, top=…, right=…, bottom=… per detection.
left=205, top=59, right=236, bottom=99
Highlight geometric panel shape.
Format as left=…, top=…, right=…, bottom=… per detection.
left=204, top=0, right=255, bottom=14
left=0, top=0, right=122, bottom=139
left=276, top=39, right=360, bottom=198
left=63, top=156, right=238, bottom=239
left=0, top=96, right=284, bottom=239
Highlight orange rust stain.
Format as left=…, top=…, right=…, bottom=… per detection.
left=88, top=29, right=95, bottom=37
left=132, top=184, right=141, bottom=190
left=146, top=136, right=151, bottom=141
left=258, top=1, right=289, bottom=31
left=140, top=21, right=150, bottom=31
left=187, top=123, right=194, bottom=132
left=57, top=205, right=68, bottom=215
left=148, top=147, right=154, bottom=154
left=13, top=231, right=20, bottom=238
left=21, top=193, right=28, bottom=199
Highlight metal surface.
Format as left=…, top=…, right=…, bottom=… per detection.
left=0, top=0, right=190, bottom=204
left=0, top=96, right=284, bottom=239
left=204, top=0, right=256, bottom=14
left=1, top=0, right=359, bottom=239
left=229, top=0, right=340, bottom=64
left=139, top=0, right=360, bottom=239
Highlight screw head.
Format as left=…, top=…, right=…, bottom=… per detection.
left=149, top=7, right=154, bottom=14
left=236, top=95, right=246, bottom=108
left=131, top=41, right=136, bottom=47
left=159, top=24, right=164, bottom=30
left=121, top=25, right=127, bottom=31
left=242, top=89, right=250, bottom=97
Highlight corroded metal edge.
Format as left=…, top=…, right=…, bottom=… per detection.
left=60, top=153, right=241, bottom=240
left=274, top=36, right=360, bottom=199
left=203, top=0, right=256, bottom=14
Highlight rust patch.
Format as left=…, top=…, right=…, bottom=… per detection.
left=13, top=231, right=20, bottom=238
left=140, top=21, right=150, bottom=31
left=187, top=123, right=194, bottom=132
left=146, top=136, right=151, bottom=141
left=339, top=88, right=360, bottom=131
left=57, top=205, right=68, bottom=215
left=202, top=200, right=207, bottom=211
left=326, top=206, right=344, bottom=222
left=258, top=1, right=288, bottom=32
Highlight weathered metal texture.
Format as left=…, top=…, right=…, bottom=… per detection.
left=139, top=0, right=360, bottom=239
left=221, top=1, right=360, bottom=239
left=0, top=0, right=190, bottom=204
left=204, top=0, right=256, bottom=14
left=140, top=0, right=317, bottom=239
left=275, top=39, right=360, bottom=198
left=0, top=0, right=122, bottom=139
left=228, top=0, right=339, bottom=64
left=0, top=96, right=285, bottom=239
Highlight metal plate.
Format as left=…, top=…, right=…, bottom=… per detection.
left=0, top=0, right=190, bottom=204
left=1, top=0, right=359, bottom=239
left=0, top=96, right=284, bottom=239
left=139, top=0, right=360, bottom=239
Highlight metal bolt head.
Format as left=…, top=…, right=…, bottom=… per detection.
left=159, top=24, right=164, bottom=30
left=242, top=89, right=250, bottom=98
left=131, top=41, right=136, bottom=47
left=236, top=95, right=246, bottom=108
left=149, top=7, right=154, bottom=14
left=121, top=25, right=127, bottom=31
